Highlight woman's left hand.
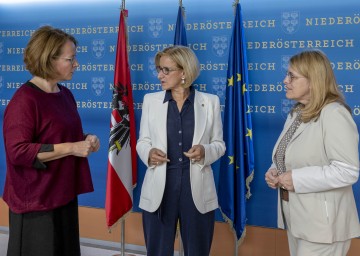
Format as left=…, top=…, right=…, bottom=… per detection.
left=184, top=145, right=205, bottom=163
left=278, top=171, right=295, bottom=192
left=85, top=135, right=100, bottom=152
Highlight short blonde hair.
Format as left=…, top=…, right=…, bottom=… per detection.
left=289, top=49, right=350, bottom=122
left=24, top=26, right=77, bottom=80
left=155, top=46, right=200, bottom=88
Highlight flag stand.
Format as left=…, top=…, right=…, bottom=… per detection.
left=113, top=219, right=138, bottom=256
left=121, top=219, right=125, bottom=256
left=112, top=219, right=125, bottom=256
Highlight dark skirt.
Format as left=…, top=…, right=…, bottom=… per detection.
left=7, top=198, right=80, bottom=256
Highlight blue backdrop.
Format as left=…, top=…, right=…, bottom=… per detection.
left=1, top=0, right=360, bottom=228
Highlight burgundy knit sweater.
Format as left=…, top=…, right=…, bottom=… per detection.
left=3, top=82, right=94, bottom=213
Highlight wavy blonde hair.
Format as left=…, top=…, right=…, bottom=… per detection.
left=155, top=45, right=200, bottom=88
left=289, top=49, right=350, bottom=122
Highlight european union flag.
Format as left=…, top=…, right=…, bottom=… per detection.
left=218, top=2, right=255, bottom=246
left=174, top=4, right=187, bottom=46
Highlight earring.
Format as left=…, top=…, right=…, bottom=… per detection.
left=181, top=77, right=185, bottom=84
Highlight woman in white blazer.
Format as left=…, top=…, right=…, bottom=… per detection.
left=265, top=49, right=360, bottom=256
left=136, top=46, right=225, bottom=256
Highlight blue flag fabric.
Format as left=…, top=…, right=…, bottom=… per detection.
left=174, top=5, right=187, bottom=46
left=218, top=3, right=255, bottom=245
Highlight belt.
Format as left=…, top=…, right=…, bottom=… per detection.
left=280, top=187, right=289, bottom=202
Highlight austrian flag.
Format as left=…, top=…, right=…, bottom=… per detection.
left=105, top=9, right=137, bottom=229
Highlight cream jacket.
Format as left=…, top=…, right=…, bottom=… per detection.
left=270, top=102, right=360, bottom=243
left=136, top=90, right=225, bottom=214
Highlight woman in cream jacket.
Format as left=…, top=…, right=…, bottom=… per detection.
left=265, top=49, right=360, bottom=256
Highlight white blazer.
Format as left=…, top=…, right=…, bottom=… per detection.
left=136, top=90, right=226, bottom=214
left=270, top=102, right=360, bottom=243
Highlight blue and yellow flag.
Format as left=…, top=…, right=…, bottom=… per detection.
left=173, top=3, right=187, bottom=46
left=218, top=2, right=255, bottom=245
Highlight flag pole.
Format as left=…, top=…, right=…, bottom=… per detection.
left=113, top=221, right=133, bottom=256
left=177, top=2, right=184, bottom=255
left=235, top=237, right=238, bottom=256
left=119, top=0, right=125, bottom=254
left=120, top=1, right=126, bottom=254
left=111, top=219, right=125, bottom=256
left=233, top=0, right=239, bottom=256
left=119, top=0, right=126, bottom=251
left=175, top=1, right=185, bottom=255
left=234, top=16, right=238, bottom=256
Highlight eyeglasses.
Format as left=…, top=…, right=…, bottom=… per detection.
left=53, top=56, right=78, bottom=65
left=156, top=66, right=181, bottom=75
left=285, top=71, right=306, bottom=83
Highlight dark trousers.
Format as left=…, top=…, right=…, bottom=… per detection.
left=7, top=198, right=80, bottom=256
left=143, top=167, right=215, bottom=256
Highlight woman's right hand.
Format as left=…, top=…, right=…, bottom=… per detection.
left=148, top=148, right=169, bottom=166
left=265, top=168, right=279, bottom=189
left=38, top=140, right=94, bottom=162
left=71, top=141, right=93, bottom=157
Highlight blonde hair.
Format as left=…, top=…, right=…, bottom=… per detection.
left=24, top=26, right=77, bottom=80
left=155, top=46, right=200, bottom=88
left=289, top=49, right=350, bottom=122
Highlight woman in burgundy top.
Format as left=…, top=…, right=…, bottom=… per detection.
left=2, top=26, right=100, bottom=256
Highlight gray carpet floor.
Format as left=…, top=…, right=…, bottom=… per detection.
left=0, top=233, right=143, bottom=256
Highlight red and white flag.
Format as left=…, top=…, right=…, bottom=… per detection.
left=105, top=9, right=137, bottom=229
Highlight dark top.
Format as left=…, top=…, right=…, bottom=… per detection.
left=3, top=81, right=94, bottom=213
left=165, top=86, right=195, bottom=170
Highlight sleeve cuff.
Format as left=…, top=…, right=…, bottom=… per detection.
left=39, top=144, right=54, bottom=152
left=32, top=144, right=54, bottom=169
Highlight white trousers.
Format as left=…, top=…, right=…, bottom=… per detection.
left=282, top=200, right=351, bottom=256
